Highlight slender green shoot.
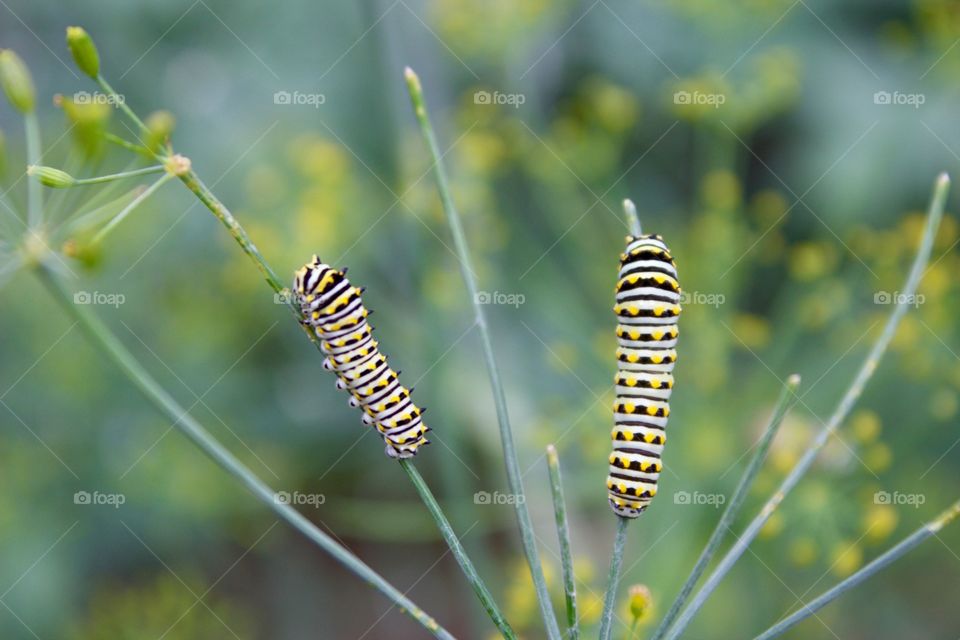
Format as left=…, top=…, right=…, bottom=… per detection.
left=404, top=65, right=562, bottom=640
left=35, top=263, right=455, bottom=640
left=662, top=172, right=950, bottom=640
left=24, top=112, right=42, bottom=227
left=623, top=199, right=642, bottom=237
left=72, top=164, right=165, bottom=185
left=546, top=445, right=579, bottom=639
left=96, top=74, right=149, bottom=134
left=400, top=460, right=516, bottom=639
left=651, top=374, right=801, bottom=640
left=598, top=516, right=630, bottom=640
left=91, top=173, right=173, bottom=244
left=754, top=499, right=960, bottom=640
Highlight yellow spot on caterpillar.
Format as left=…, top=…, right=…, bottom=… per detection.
left=646, top=406, right=657, bottom=416
left=624, top=403, right=636, bottom=414
left=644, top=432, right=656, bottom=443
left=630, top=331, right=640, bottom=340
left=651, top=355, right=663, bottom=364
left=652, top=331, right=664, bottom=341
left=628, top=353, right=640, bottom=363
left=650, top=379, right=661, bottom=389
left=654, top=306, right=664, bottom=316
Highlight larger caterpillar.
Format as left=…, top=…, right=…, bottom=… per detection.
left=607, top=234, right=681, bottom=518
left=294, top=256, right=430, bottom=458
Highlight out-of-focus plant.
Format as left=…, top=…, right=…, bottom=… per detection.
left=1, top=21, right=958, bottom=640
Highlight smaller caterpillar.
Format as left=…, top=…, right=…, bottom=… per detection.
left=294, top=256, right=430, bottom=458
left=607, top=233, right=680, bottom=518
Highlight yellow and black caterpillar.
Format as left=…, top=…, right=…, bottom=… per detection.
left=607, top=234, right=681, bottom=518
left=294, top=256, right=430, bottom=458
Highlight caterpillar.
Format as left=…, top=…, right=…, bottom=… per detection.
left=607, top=234, right=681, bottom=518
left=294, top=256, right=430, bottom=459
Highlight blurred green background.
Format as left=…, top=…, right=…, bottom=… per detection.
left=2, top=0, right=960, bottom=638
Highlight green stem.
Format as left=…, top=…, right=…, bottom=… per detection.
left=96, top=74, right=149, bottom=134
left=662, top=172, right=950, bottom=640
left=404, top=66, right=562, bottom=640
left=176, top=168, right=284, bottom=292
left=91, top=173, right=173, bottom=244
left=35, top=264, right=455, bottom=640
left=103, top=132, right=151, bottom=156
left=400, top=459, right=516, bottom=639
left=753, top=499, right=960, bottom=640
left=622, top=199, right=641, bottom=237
left=599, top=516, right=630, bottom=640
left=72, top=164, right=165, bottom=186
left=650, top=374, right=801, bottom=640
left=24, top=112, right=42, bottom=227
left=546, top=445, right=579, bottom=639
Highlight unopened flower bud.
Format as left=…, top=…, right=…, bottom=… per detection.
left=66, top=27, right=100, bottom=78
left=29, top=165, right=77, bottom=188
left=145, top=110, right=176, bottom=151
left=0, top=49, right=36, bottom=113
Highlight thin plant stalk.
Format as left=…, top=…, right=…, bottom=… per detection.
left=91, top=173, right=173, bottom=244
left=546, top=445, right=579, bottom=639
left=24, top=112, right=42, bottom=227
left=622, top=199, right=642, bottom=237
left=662, top=172, right=950, bottom=640
left=598, top=516, right=629, bottom=640
left=96, top=75, right=149, bottom=134
left=35, top=263, right=455, bottom=640
left=404, top=65, right=562, bottom=640
left=650, top=374, right=801, bottom=640
left=70, top=164, right=165, bottom=185
left=399, top=459, right=516, bottom=639
left=753, top=499, right=960, bottom=640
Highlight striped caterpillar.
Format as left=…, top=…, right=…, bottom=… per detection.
left=294, top=256, right=430, bottom=458
left=607, top=234, right=681, bottom=518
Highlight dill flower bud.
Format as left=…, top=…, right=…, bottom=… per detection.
left=66, top=27, right=100, bottom=78
left=145, top=110, right=176, bottom=151
left=28, top=165, right=76, bottom=188
left=0, top=49, right=36, bottom=113
left=627, top=584, right=652, bottom=623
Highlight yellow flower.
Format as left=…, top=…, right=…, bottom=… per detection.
left=625, top=584, right=653, bottom=624
left=863, top=504, right=898, bottom=543
left=759, top=511, right=784, bottom=540
left=579, top=591, right=604, bottom=625
left=830, top=541, right=864, bottom=578
left=931, top=388, right=959, bottom=421
left=701, top=170, right=742, bottom=211
left=788, top=242, right=838, bottom=281
left=865, top=443, right=892, bottom=474
left=850, top=410, right=882, bottom=444
left=731, top=313, right=771, bottom=350
left=788, top=537, right=818, bottom=567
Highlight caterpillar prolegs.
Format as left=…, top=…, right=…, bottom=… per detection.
left=294, top=256, right=430, bottom=458
left=607, top=234, right=681, bottom=518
